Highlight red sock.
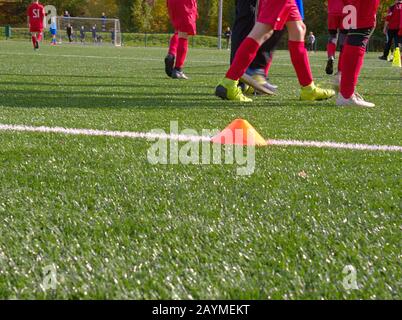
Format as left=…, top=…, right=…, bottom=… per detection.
left=168, top=33, right=178, bottom=56
left=226, top=37, right=260, bottom=80
left=288, top=40, right=313, bottom=87
left=175, top=37, right=188, bottom=69
left=31, top=35, right=37, bottom=48
left=340, top=44, right=365, bottom=99
left=327, top=42, right=336, bottom=58
left=337, top=50, right=343, bottom=72
left=264, top=55, right=273, bottom=77
left=37, top=33, right=42, bottom=42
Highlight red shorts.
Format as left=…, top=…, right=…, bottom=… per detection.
left=30, top=26, right=43, bottom=33
left=257, top=0, right=302, bottom=31
left=328, top=14, right=344, bottom=30
left=167, top=0, right=198, bottom=35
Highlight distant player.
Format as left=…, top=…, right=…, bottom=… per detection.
left=164, top=0, right=198, bottom=79
left=215, top=0, right=335, bottom=102
left=66, top=24, right=73, bottom=43
left=49, top=18, right=57, bottom=46
left=326, top=0, right=348, bottom=75
left=379, top=0, right=402, bottom=61
left=80, top=26, right=86, bottom=43
left=27, top=0, right=45, bottom=50
left=336, top=0, right=380, bottom=107
left=92, top=25, right=97, bottom=43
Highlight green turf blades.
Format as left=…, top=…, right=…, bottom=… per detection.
left=0, top=41, right=400, bottom=299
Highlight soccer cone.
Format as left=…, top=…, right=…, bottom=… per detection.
left=392, top=48, right=401, bottom=68
left=211, top=119, right=267, bottom=146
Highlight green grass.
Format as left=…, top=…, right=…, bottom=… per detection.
left=0, top=41, right=401, bottom=299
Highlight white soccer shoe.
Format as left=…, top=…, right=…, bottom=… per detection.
left=336, top=92, right=375, bottom=108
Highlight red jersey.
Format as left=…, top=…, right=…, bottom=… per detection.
left=27, top=2, right=45, bottom=30
left=399, top=7, right=402, bottom=35
left=343, top=0, right=380, bottom=28
left=386, top=2, right=402, bottom=30
left=328, top=0, right=344, bottom=15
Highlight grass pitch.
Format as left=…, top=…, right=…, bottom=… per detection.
left=0, top=41, right=401, bottom=299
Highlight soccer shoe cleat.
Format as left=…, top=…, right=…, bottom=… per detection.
left=241, top=70, right=276, bottom=95
left=243, top=72, right=277, bottom=95
left=378, top=55, right=387, bottom=61
left=34, top=42, right=39, bottom=50
left=215, top=78, right=253, bottom=102
left=164, top=54, right=175, bottom=77
left=300, top=82, right=335, bottom=101
left=325, top=57, right=334, bottom=75
left=336, top=93, right=375, bottom=108
left=171, top=69, right=189, bottom=80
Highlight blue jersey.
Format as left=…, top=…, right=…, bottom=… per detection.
left=295, top=0, right=304, bottom=20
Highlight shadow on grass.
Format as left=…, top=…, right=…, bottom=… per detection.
left=0, top=89, right=257, bottom=109
left=0, top=72, right=160, bottom=80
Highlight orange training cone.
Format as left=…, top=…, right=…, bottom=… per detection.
left=211, top=119, right=267, bottom=146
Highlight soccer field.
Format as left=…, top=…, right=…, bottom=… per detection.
left=0, top=41, right=401, bottom=299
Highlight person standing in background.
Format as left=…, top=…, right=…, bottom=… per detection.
left=80, top=26, right=85, bottom=43
left=224, top=27, right=232, bottom=49
left=379, top=0, right=402, bottom=60
left=66, top=24, right=73, bottom=42
left=307, top=32, right=316, bottom=52
left=92, top=24, right=97, bottom=43
left=101, top=12, right=107, bottom=32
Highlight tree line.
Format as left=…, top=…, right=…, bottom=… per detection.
left=0, top=0, right=395, bottom=35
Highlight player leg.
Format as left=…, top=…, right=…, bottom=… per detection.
left=247, top=30, right=285, bottom=93
left=172, top=31, right=190, bottom=79
left=333, top=29, right=348, bottom=89
left=337, top=29, right=375, bottom=107
left=215, top=0, right=292, bottom=102
left=337, top=29, right=348, bottom=73
left=326, top=29, right=338, bottom=75
left=285, top=13, right=335, bottom=101
left=31, top=31, right=39, bottom=50
left=380, top=29, right=393, bottom=60
left=165, top=32, right=178, bottom=77
left=230, top=0, right=283, bottom=94
left=37, top=30, right=43, bottom=42
left=215, top=21, right=274, bottom=102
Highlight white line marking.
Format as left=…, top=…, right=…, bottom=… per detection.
left=267, top=139, right=402, bottom=152
left=0, top=123, right=401, bottom=153
left=0, top=124, right=210, bottom=142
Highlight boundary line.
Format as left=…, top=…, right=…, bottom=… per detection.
left=0, top=124, right=401, bottom=153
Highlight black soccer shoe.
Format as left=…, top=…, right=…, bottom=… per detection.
left=164, top=54, right=175, bottom=77
left=325, top=58, right=334, bottom=75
